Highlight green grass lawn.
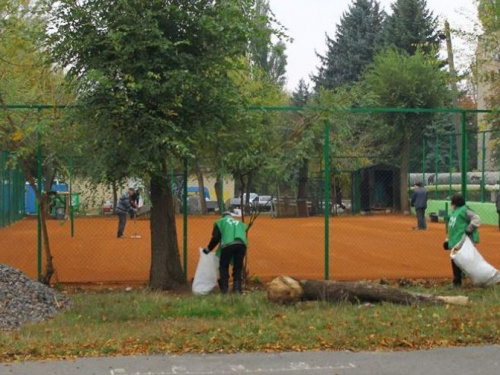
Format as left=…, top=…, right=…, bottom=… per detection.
left=1, top=284, right=500, bottom=362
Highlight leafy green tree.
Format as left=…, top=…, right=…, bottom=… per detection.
left=313, top=0, right=385, bottom=90
left=291, top=79, right=311, bottom=107
left=251, top=0, right=288, bottom=86
left=186, top=0, right=289, bottom=214
left=219, top=59, right=288, bottom=218
left=382, top=0, right=439, bottom=56
left=361, top=49, right=448, bottom=211
left=470, top=1, right=500, bottom=168
left=45, top=0, right=271, bottom=290
left=289, top=79, right=312, bottom=216
left=0, top=0, right=76, bottom=284
left=478, top=0, right=500, bottom=32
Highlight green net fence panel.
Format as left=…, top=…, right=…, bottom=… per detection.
left=1, top=107, right=500, bottom=286
left=0, top=150, right=25, bottom=230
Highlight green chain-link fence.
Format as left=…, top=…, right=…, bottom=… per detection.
left=2, top=106, right=500, bottom=286
left=0, top=150, right=25, bottom=229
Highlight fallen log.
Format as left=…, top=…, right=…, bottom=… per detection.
left=267, top=276, right=468, bottom=306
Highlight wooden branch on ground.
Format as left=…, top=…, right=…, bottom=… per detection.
left=267, top=276, right=468, bottom=306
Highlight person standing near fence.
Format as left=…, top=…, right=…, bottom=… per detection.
left=115, top=188, right=135, bottom=238
left=443, top=194, right=481, bottom=287
left=203, top=212, right=247, bottom=294
left=410, top=182, right=428, bottom=230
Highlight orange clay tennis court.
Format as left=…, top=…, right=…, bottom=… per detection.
left=1, top=214, right=500, bottom=284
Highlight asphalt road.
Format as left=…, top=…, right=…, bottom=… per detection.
left=2, top=346, right=500, bottom=375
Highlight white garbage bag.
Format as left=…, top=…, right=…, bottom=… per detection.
left=192, top=248, right=219, bottom=295
left=450, top=236, right=500, bottom=287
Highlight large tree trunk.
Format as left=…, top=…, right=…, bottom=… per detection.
left=149, top=168, right=185, bottom=290
left=267, top=276, right=468, bottom=306
left=25, top=168, right=54, bottom=285
left=43, top=172, right=56, bottom=218
left=296, top=159, right=309, bottom=217
left=400, top=135, right=410, bottom=213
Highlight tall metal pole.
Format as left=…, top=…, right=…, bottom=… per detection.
left=434, top=136, right=439, bottom=198
left=219, top=170, right=225, bottom=213
left=422, top=138, right=426, bottom=185
left=449, top=134, right=453, bottom=197
left=1, top=151, right=5, bottom=229
left=221, top=176, right=224, bottom=213
left=461, top=111, right=467, bottom=199
left=37, top=114, right=42, bottom=281
left=481, top=132, right=486, bottom=202
left=323, top=122, right=330, bottom=281
left=444, top=20, right=463, bottom=172
left=182, top=158, right=188, bottom=279
left=69, top=157, right=75, bottom=237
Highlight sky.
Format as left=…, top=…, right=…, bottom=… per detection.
left=268, top=0, right=480, bottom=92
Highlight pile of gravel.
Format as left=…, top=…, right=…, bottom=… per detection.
left=0, top=264, right=71, bottom=331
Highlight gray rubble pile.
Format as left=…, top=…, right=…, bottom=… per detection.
left=0, top=264, right=71, bottom=330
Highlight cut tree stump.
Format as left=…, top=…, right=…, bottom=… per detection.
left=267, top=276, right=468, bottom=306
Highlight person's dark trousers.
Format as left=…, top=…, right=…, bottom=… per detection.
left=451, top=260, right=462, bottom=286
left=416, top=208, right=426, bottom=229
left=219, top=243, right=247, bottom=294
left=117, top=213, right=127, bottom=238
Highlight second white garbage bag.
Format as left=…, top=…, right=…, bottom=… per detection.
left=192, top=247, right=220, bottom=295
left=451, top=236, right=500, bottom=287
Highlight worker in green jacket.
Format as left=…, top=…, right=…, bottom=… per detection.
left=203, top=212, right=248, bottom=294
left=443, top=194, right=480, bottom=287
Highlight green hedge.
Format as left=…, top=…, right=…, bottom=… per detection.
left=419, top=200, right=498, bottom=226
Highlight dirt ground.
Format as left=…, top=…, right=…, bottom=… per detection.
left=1, top=214, right=500, bottom=285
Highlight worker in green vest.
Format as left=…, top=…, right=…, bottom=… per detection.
left=203, top=212, right=248, bottom=294
left=443, top=194, right=480, bottom=287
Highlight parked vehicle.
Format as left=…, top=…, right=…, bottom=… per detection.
left=257, top=195, right=274, bottom=211
left=228, top=193, right=258, bottom=209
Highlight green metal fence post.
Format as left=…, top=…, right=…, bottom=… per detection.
left=70, top=157, right=75, bottom=237
left=219, top=170, right=225, bottom=213
left=461, top=111, right=467, bottom=199
left=1, top=151, right=5, bottom=229
left=445, top=202, right=449, bottom=234
left=8, top=164, right=12, bottom=225
left=449, top=134, right=453, bottom=198
left=434, top=136, right=439, bottom=198
left=11, top=165, right=16, bottom=224
left=422, top=138, right=426, bottom=185
left=183, top=158, right=188, bottom=279
left=324, top=122, right=330, bottom=281
left=37, top=114, right=42, bottom=282
left=481, top=131, right=486, bottom=203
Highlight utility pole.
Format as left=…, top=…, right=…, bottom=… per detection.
left=443, top=20, right=463, bottom=172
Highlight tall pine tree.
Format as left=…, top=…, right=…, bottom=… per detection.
left=382, top=0, right=439, bottom=56
left=313, top=0, right=385, bottom=90
left=291, top=79, right=310, bottom=107
left=251, top=0, right=288, bottom=86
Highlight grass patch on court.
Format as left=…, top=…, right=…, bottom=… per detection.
left=1, top=285, right=500, bottom=362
